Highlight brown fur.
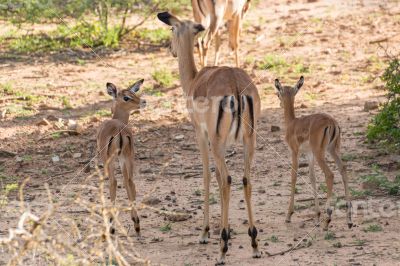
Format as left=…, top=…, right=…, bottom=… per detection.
left=157, top=12, right=261, bottom=264
left=191, top=0, right=251, bottom=67
left=97, top=80, right=145, bottom=235
left=275, top=76, right=352, bottom=230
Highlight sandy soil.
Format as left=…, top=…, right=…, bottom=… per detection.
left=1, top=0, right=400, bottom=265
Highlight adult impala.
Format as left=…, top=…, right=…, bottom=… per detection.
left=192, top=0, right=251, bottom=67
left=158, top=11, right=261, bottom=265
left=274, top=76, right=353, bottom=230
left=97, top=79, right=146, bottom=235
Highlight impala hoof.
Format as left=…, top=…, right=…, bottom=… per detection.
left=252, top=250, right=261, bottom=258
left=199, top=238, right=208, bottom=244
left=215, top=259, right=225, bottom=265
left=348, top=223, right=353, bottom=229
left=110, top=227, right=115, bottom=235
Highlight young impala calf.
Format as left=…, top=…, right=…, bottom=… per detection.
left=274, top=76, right=352, bottom=230
left=192, top=0, right=251, bottom=67
left=97, top=79, right=145, bottom=235
left=158, top=12, right=261, bottom=265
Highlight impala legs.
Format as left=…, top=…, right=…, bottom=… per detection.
left=308, top=153, right=321, bottom=225
left=213, top=30, right=222, bottom=66
left=122, top=158, right=140, bottom=235
left=104, top=155, right=117, bottom=234
left=243, top=134, right=261, bottom=258
left=286, top=149, right=298, bottom=223
left=228, top=15, right=241, bottom=67
left=197, top=131, right=212, bottom=244
left=211, top=141, right=231, bottom=265
left=329, top=147, right=353, bottom=228
left=315, top=152, right=334, bottom=231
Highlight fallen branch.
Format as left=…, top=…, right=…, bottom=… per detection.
left=265, top=242, right=311, bottom=257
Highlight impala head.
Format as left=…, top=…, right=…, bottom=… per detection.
left=106, top=79, right=146, bottom=113
left=274, top=76, right=304, bottom=107
left=157, top=11, right=205, bottom=57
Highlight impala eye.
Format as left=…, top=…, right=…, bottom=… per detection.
left=123, top=96, right=130, bottom=102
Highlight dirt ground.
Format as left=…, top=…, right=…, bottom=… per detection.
left=1, top=0, right=400, bottom=265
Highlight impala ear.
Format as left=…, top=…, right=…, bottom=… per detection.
left=274, top=79, right=282, bottom=94
left=106, top=82, right=117, bottom=98
left=157, top=12, right=180, bottom=26
left=294, top=76, right=304, bottom=94
left=129, top=79, right=144, bottom=93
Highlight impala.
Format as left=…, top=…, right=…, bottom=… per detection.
left=158, top=11, right=261, bottom=265
left=192, top=0, right=251, bottom=67
left=97, top=79, right=146, bottom=235
left=274, top=76, right=352, bottom=230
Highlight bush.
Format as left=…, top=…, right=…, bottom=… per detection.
left=367, top=58, right=399, bottom=151
left=1, top=0, right=192, bottom=52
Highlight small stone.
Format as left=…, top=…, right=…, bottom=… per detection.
left=258, top=188, right=266, bottom=194
left=15, top=156, right=23, bottom=162
left=264, top=242, right=269, bottom=246
left=364, top=101, right=379, bottom=111
left=299, top=221, right=305, bottom=228
left=36, top=118, right=51, bottom=126
left=300, top=103, right=308, bottom=108
left=73, top=153, right=82, bottom=159
left=181, top=125, right=193, bottom=131
left=46, top=115, right=58, bottom=121
left=271, top=125, right=280, bottom=132
left=52, top=155, right=60, bottom=163
left=174, top=134, right=185, bottom=141
left=238, top=245, right=243, bottom=249
left=142, top=196, right=161, bottom=205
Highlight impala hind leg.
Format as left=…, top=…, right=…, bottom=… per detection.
left=213, top=30, right=221, bottom=66
left=308, top=153, right=320, bottom=225
left=243, top=134, right=261, bottom=258
left=228, top=15, right=241, bottom=67
left=105, top=157, right=116, bottom=234
left=286, top=149, right=299, bottom=223
left=211, top=143, right=231, bottom=265
left=197, top=132, right=211, bottom=244
left=315, top=153, right=334, bottom=231
left=122, top=159, right=140, bottom=235
left=329, top=148, right=353, bottom=228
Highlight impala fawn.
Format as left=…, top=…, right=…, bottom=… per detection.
left=158, top=11, right=261, bottom=264
left=97, top=79, right=146, bottom=235
left=274, top=76, right=352, bottom=230
left=192, top=0, right=251, bottom=67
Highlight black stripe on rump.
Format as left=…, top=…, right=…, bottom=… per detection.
left=107, top=136, right=114, bottom=156
left=216, top=96, right=228, bottom=136
left=330, top=126, right=336, bottom=143
left=245, top=95, right=254, bottom=135
left=229, top=96, right=236, bottom=131
left=118, top=133, right=123, bottom=155
left=322, top=127, right=329, bottom=146
left=235, top=95, right=242, bottom=139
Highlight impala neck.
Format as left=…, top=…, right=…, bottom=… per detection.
left=283, top=99, right=296, bottom=125
left=112, top=105, right=130, bottom=124
left=177, top=36, right=198, bottom=95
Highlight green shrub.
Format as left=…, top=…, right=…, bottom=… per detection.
left=152, top=68, right=176, bottom=88
left=367, top=58, right=400, bottom=150
left=137, top=28, right=170, bottom=45
left=360, top=165, right=400, bottom=196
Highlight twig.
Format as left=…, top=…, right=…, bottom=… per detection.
left=265, top=242, right=311, bottom=257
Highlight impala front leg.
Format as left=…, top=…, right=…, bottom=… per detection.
left=286, top=149, right=298, bottom=223
left=197, top=132, right=211, bottom=244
